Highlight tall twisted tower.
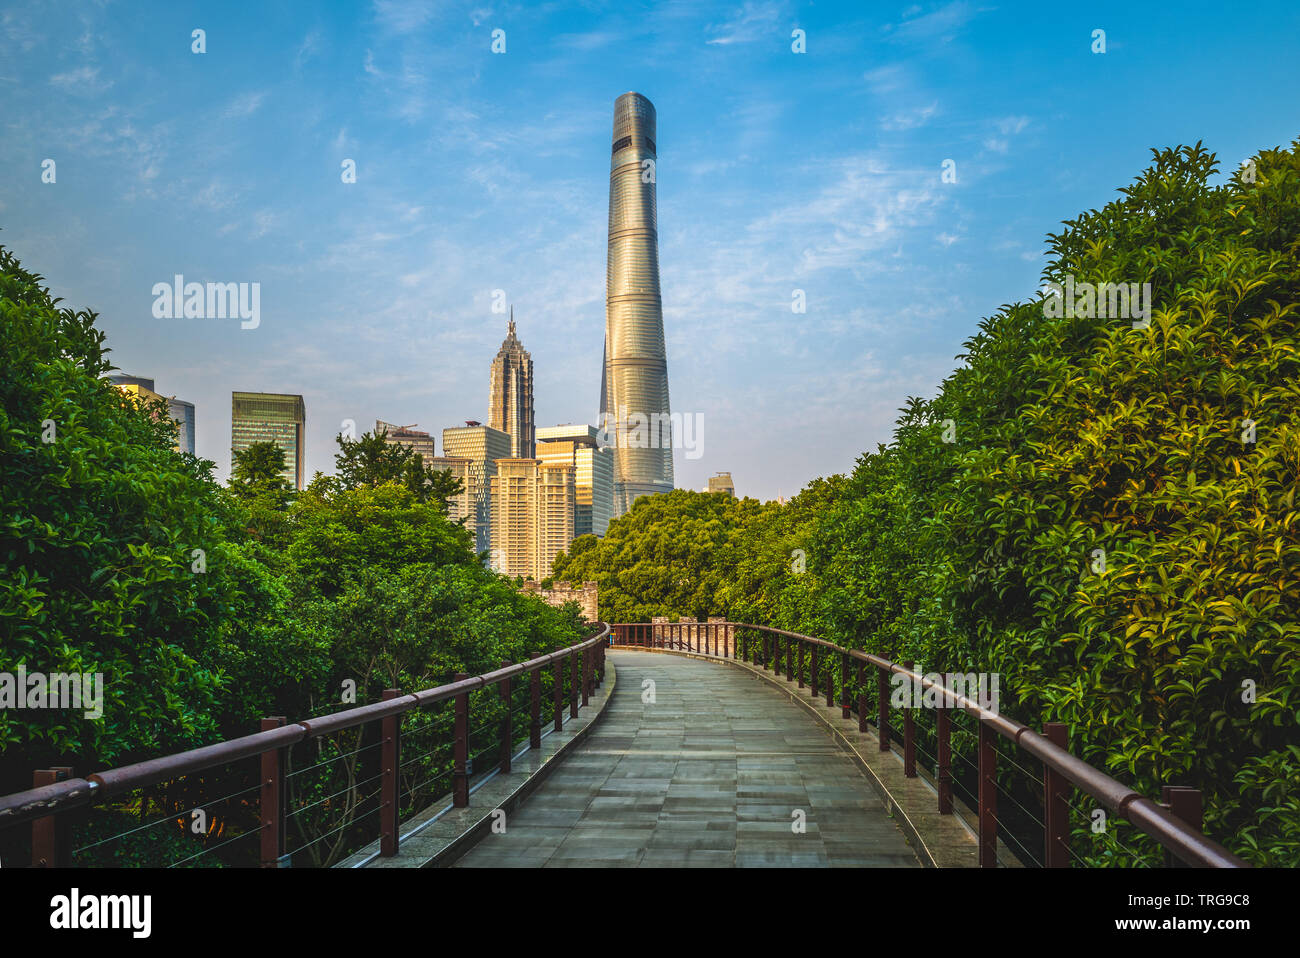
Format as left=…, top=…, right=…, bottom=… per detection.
left=601, top=91, right=674, bottom=515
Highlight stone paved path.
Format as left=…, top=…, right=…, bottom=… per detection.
left=453, top=650, right=921, bottom=867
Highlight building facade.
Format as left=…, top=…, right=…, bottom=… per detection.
left=488, top=310, right=535, bottom=459
left=231, top=391, right=306, bottom=490
left=442, top=422, right=511, bottom=555
left=707, top=472, right=734, bottom=497
left=537, top=424, right=615, bottom=538
left=427, top=454, right=473, bottom=529
left=169, top=397, right=196, bottom=456
left=600, top=91, right=675, bottom=516
left=489, top=458, right=576, bottom=581
left=109, top=375, right=194, bottom=456
left=376, top=420, right=436, bottom=467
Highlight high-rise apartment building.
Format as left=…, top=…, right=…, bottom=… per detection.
left=707, top=472, right=735, bottom=497
left=600, top=91, right=675, bottom=516
left=231, top=392, right=306, bottom=490
left=442, top=422, right=511, bottom=555
left=489, top=459, right=575, bottom=581
left=537, top=424, right=615, bottom=538
left=376, top=420, right=435, bottom=467
left=108, top=374, right=195, bottom=456
left=488, top=310, right=535, bottom=459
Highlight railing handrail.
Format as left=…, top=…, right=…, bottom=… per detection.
left=0, top=623, right=611, bottom=830
left=611, top=620, right=1247, bottom=868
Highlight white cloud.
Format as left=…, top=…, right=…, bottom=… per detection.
left=50, top=66, right=112, bottom=95
left=882, top=101, right=938, bottom=131
left=706, top=1, right=783, bottom=46
left=222, top=91, right=266, bottom=120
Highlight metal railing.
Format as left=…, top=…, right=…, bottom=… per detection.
left=610, top=620, right=1247, bottom=869
left=0, top=623, right=610, bottom=867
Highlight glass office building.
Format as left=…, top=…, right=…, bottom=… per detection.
left=537, top=424, right=614, bottom=538
left=231, top=391, right=306, bottom=489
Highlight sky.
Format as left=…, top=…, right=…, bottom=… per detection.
left=2, top=0, right=1297, bottom=501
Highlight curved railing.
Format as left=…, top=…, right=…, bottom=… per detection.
left=0, top=623, right=610, bottom=867
left=610, top=620, right=1247, bottom=869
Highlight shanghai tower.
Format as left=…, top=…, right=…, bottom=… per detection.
left=600, top=91, right=674, bottom=515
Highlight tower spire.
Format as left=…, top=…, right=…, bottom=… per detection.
left=508, top=305, right=515, bottom=336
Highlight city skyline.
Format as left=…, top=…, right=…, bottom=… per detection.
left=3, top=2, right=1296, bottom=502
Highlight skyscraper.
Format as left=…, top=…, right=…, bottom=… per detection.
left=442, top=422, right=511, bottom=555
left=489, top=310, right=535, bottom=459
left=489, top=458, right=575, bottom=581
left=537, top=424, right=614, bottom=538
left=108, top=375, right=195, bottom=456
left=231, top=392, right=306, bottom=490
left=601, top=92, right=674, bottom=515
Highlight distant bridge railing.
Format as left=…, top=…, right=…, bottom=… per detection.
left=610, top=621, right=1247, bottom=869
left=0, top=624, right=609, bottom=867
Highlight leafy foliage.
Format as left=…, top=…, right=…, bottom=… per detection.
left=556, top=141, right=1300, bottom=866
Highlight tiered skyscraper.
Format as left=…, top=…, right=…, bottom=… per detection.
left=489, top=310, right=535, bottom=459
left=600, top=92, right=675, bottom=515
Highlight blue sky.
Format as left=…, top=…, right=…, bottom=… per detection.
left=2, top=1, right=1297, bottom=500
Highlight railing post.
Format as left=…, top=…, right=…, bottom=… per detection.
left=31, top=767, right=73, bottom=867
left=841, top=652, right=851, bottom=719
left=877, top=667, right=890, bottom=751
left=581, top=649, right=590, bottom=707
left=1043, top=722, right=1068, bottom=866
left=381, top=689, right=401, bottom=855
left=530, top=668, right=542, bottom=749
left=570, top=651, right=579, bottom=719
left=903, top=661, right=916, bottom=778
left=978, top=719, right=997, bottom=867
left=785, top=636, right=793, bottom=682
left=500, top=662, right=513, bottom=774
left=811, top=645, right=820, bottom=699
left=937, top=680, right=953, bottom=814
left=798, top=640, right=804, bottom=689
left=1162, top=786, right=1203, bottom=868
left=856, top=659, right=867, bottom=733
left=453, top=675, right=469, bottom=808
left=553, top=659, right=564, bottom=731
left=825, top=657, right=834, bottom=707
left=259, top=719, right=285, bottom=867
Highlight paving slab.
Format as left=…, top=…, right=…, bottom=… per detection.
left=452, top=650, right=921, bottom=868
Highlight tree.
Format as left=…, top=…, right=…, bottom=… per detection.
left=230, top=441, right=293, bottom=502
left=0, top=245, right=253, bottom=784
left=331, top=428, right=464, bottom=512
